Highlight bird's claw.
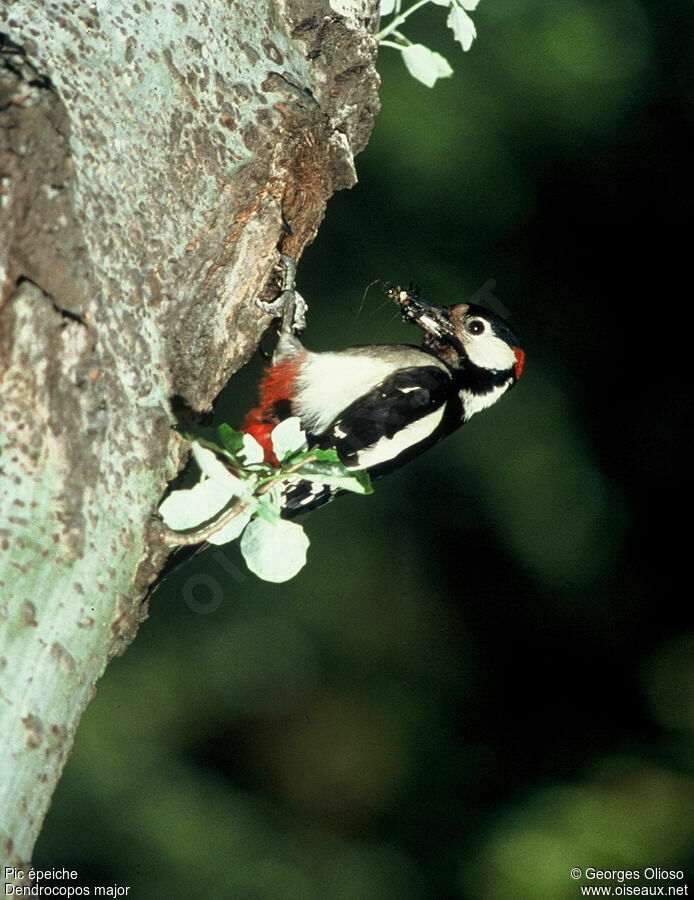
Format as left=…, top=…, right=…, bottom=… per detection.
left=257, top=254, right=307, bottom=334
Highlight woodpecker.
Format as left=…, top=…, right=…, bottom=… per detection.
left=241, top=265, right=525, bottom=517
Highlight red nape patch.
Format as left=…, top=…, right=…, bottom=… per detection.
left=239, top=359, right=302, bottom=466
left=513, top=347, right=526, bottom=380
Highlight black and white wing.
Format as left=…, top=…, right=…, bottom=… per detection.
left=281, top=366, right=455, bottom=517
left=315, top=366, right=454, bottom=471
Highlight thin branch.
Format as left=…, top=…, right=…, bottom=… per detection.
left=156, top=451, right=320, bottom=547
left=374, top=0, right=433, bottom=41
left=156, top=498, right=253, bottom=547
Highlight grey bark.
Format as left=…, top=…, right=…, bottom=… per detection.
left=0, top=0, right=379, bottom=872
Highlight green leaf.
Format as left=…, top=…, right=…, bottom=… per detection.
left=174, top=423, right=227, bottom=454
left=173, top=422, right=246, bottom=456
left=255, top=488, right=283, bottom=524
left=292, top=461, right=374, bottom=495
left=348, top=469, right=374, bottom=494
left=280, top=448, right=375, bottom=495
left=174, top=423, right=267, bottom=469
left=310, top=448, right=342, bottom=464
left=216, top=423, right=246, bottom=456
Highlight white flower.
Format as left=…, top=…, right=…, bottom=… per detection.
left=447, top=4, right=477, bottom=52
left=205, top=504, right=255, bottom=545
left=429, top=0, right=480, bottom=10
left=159, top=423, right=318, bottom=582
left=159, top=479, right=235, bottom=531
left=159, top=442, right=253, bottom=533
left=240, top=517, right=310, bottom=583
left=271, top=416, right=308, bottom=462
left=238, top=433, right=265, bottom=466
left=191, top=443, right=237, bottom=483
left=402, top=44, right=453, bottom=87
left=380, top=0, right=402, bottom=15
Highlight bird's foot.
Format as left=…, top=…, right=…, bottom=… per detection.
left=257, top=254, right=307, bottom=334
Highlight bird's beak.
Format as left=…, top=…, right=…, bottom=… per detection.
left=388, top=285, right=455, bottom=342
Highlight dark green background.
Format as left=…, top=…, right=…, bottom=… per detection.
left=35, top=1, right=694, bottom=896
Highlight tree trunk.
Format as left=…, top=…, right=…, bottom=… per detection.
left=0, top=0, right=379, bottom=871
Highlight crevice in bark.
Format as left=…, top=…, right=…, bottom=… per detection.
left=14, top=275, right=88, bottom=325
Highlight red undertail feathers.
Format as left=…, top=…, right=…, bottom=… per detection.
left=240, top=359, right=302, bottom=466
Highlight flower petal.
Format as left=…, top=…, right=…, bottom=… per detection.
left=271, top=417, right=308, bottom=462
left=239, top=433, right=265, bottom=466
left=447, top=5, right=477, bottom=52
left=192, top=443, right=241, bottom=487
left=240, top=517, right=310, bottom=583
left=379, top=0, right=401, bottom=14
left=159, top=479, right=234, bottom=531
left=206, top=501, right=256, bottom=545
left=401, top=44, right=453, bottom=88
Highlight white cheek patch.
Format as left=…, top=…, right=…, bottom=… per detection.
left=465, top=331, right=517, bottom=372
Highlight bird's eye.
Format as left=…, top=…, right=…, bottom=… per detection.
left=468, top=319, right=486, bottom=335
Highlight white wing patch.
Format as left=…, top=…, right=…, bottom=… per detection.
left=294, top=349, right=441, bottom=433
left=350, top=407, right=446, bottom=470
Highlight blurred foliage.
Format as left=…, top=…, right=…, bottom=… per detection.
left=34, top=0, right=694, bottom=896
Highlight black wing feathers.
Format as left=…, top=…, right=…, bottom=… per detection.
left=282, top=366, right=452, bottom=518
left=314, top=366, right=451, bottom=464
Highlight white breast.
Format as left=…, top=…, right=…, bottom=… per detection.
left=460, top=382, right=511, bottom=420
